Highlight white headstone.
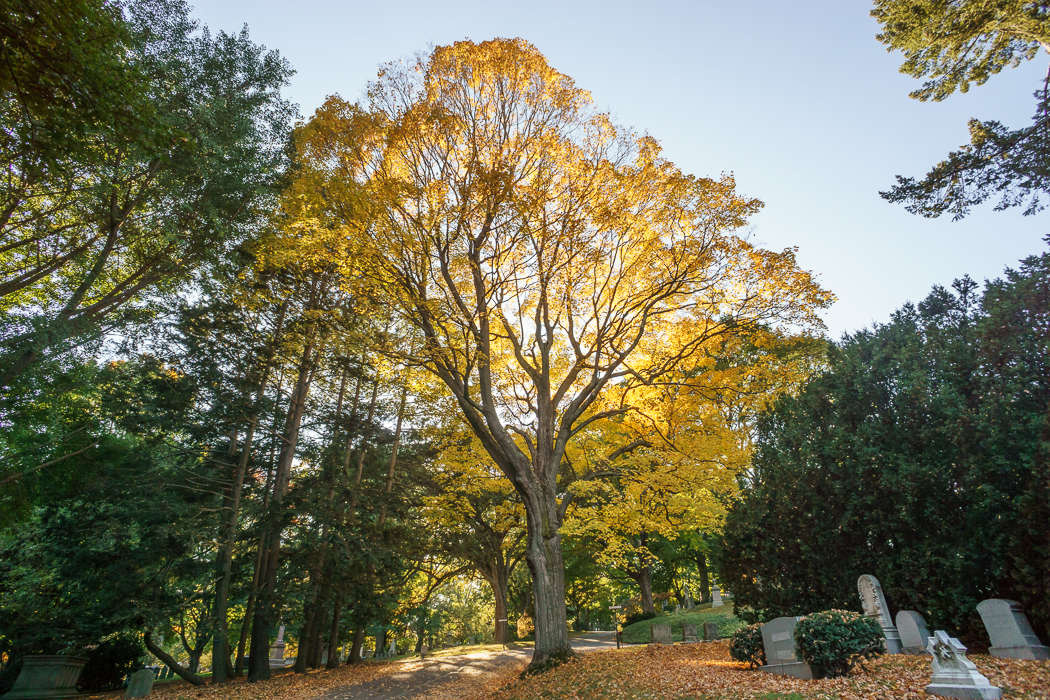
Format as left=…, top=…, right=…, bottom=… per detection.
left=975, top=599, right=1049, bottom=660
left=896, top=610, right=932, bottom=655
left=682, top=584, right=695, bottom=609
left=925, top=630, right=1002, bottom=700
left=758, top=616, right=814, bottom=680
left=857, top=574, right=903, bottom=653
left=711, top=584, right=724, bottom=608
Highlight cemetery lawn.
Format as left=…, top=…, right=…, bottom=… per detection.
left=621, top=604, right=745, bottom=645
left=482, top=642, right=1050, bottom=700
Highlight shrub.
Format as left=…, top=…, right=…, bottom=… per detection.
left=78, top=633, right=146, bottom=692
left=793, top=610, right=884, bottom=678
left=729, top=623, right=765, bottom=668
left=623, top=611, right=657, bottom=627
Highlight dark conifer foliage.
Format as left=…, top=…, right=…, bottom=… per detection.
left=720, top=241, right=1050, bottom=644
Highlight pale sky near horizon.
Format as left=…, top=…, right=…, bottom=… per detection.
left=190, top=0, right=1048, bottom=339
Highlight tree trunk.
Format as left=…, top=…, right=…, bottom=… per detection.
left=213, top=301, right=287, bottom=683
left=293, top=607, right=317, bottom=673
left=248, top=337, right=317, bottom=682
left=520, top=483, right=573, bottom=671
left=144, top=632, right=204, bottom=686
left=637, top=563, right=656, bottom=614
left=697, top=551, right=711, bottom=603
left=348, top=627, right=365, bottom=664
left=310, top=598, right=328, bottom=668
left=482, top=566, right=511, bottom=644
left=326, top=600, right=342, bottom=669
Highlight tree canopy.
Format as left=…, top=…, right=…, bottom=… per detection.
left=873, top=0, right=1050, bottom=217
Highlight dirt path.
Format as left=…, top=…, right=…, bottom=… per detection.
left=312, top=632, right=618, bottom=700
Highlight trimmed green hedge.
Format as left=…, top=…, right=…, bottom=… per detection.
left=728, top=623, right=765, bottom=668
left=794, top=610, right=884, bottom=678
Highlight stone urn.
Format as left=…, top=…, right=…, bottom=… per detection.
left=1, top=656, right=88, bottom=700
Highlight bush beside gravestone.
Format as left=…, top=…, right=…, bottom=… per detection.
left=729, top=623, right=765, bottom=668
left=77, top=632, right=147, bottom=692
left=793, top=610, right=884, bottom=678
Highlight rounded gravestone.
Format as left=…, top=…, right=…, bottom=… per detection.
left=895, top=610, right=931, bottom=655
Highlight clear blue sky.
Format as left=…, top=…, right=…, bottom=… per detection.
left=191, top=0, right=1047, bottom=338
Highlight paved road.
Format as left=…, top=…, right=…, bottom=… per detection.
left=313, top=632, right=618, bottom=700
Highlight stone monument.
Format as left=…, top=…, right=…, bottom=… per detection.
left=682, top=623, right=698, bottom=643
left=857, top=574, right=903, bottom=653
left=703, top=622, right=720, bottom=642
left=975, top=599, right=1050, bottom=660
left=0, top=656, right=89, bottom=700
left=759, top=617, right=814, bottom=680
left=711, top=584, right=724, bottom=608
left=925, top=631, right=1002, bottom=700
left=650, top=623, right=673, bottom=645
left=124, top=669, right=155, bottom=699
left=682, top=584, right=695, bottom=609
left=420, top=644, right=429, bottom=659
left=269, top=625, right=287, bottom=668
left=896, top=610, right=932, bottom=655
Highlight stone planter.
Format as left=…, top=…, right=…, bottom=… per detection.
left=1, top=656, right=87, bottom=700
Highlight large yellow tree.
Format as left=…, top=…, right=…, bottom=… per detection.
left=292, top=38, right=831, bottom=670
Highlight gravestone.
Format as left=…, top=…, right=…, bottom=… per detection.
left=758, top=617, right=814, bottom=680
left=650, top=623, right=673, bottom=645
left=975, top=599, right=1050, bottom=660
left=896, top=611, right=932, bottom=655
left=124, top=669, right=155, bottom=699
left=1, top=656, right=89, bottom=700
left=362, top=649, right=372, bottom=659
left=319, top=651, right=328, bottom=665
left=269, top=625, right=287, bottom=668
left=925, top=630, right=1002, bottom=700
left=682, top=623, right=698, bottom=643
left=386, top=640, right=397, bottom=657
left=420, top=644, right=429, bottom=659
left=857, top=574, right=903, bottom=654
left=711, top=584, right=724, bottom=608
left=703, top=622, right=720, bottom=642
left=682, top=584, right=695, bottom=609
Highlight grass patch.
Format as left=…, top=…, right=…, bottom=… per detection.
left=621, top=603, right=743, bottom=644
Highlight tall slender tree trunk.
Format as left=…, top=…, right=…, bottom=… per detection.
left=213, top=301, right=288, bottom=683
left=236, top=372, right=284, bottom=677
left=326, top=600, right=342, bottom=669
left=310, top=597, right=328, bottom=668
left=248, top=336, right=317, bottom=682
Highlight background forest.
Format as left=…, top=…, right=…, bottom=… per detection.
left=1, top=0, right=1047, bottom=693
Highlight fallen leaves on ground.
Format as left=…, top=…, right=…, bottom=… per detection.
left=82, top=644, right=1050, bottom=700
left=84, top=659, right=420, bottom=700
left=478, top=642, right=1050, bottom=700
